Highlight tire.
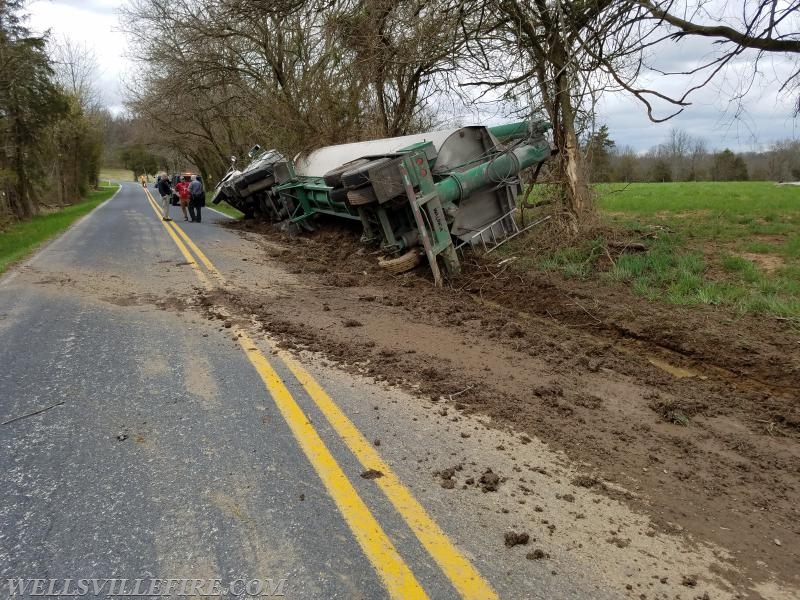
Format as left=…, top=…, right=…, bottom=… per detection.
left=323, top=158, right=371, bottom=188
left=342, top=157, right=391, bottom=189
left=257, top=197, right=273, bottom=220
left=347, top=186, right=377, bottom=206
left=328, top=186, right=348, bottom=203
left=378, top=248, right=423, bottom=274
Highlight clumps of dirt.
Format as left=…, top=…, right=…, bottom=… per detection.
left=155, top=295, right=187, bottom=312
left=682, top=575, right=698, bottom=588
left=479, top=468, right=501, bottom=492
left=571, top=475, right=600, bottom=489
left=526, top=549, right=549, bottom=560
left=502, top=322, right=526, bottom=339
left=649, top=398, right=709, bottom=426
left=606, top=535, right=631, bottom=548
left=360, top=469, right=384, bottom=480
left=342, top=318, right=363, bottom=327
left=572, top=393, right=604, bottom=409
left=504, top=531, right=530, bottom=547
left=321, top=273, right=361, bottom=287
left=436, top=465, right=462, bottom=489
left=420, top=366, right=444, bottom=381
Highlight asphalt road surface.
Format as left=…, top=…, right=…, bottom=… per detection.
left=0, top=182, right=626, bottom=599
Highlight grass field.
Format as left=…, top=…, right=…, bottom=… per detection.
left=0, top=185, right=119, bottom=275
left=98, top=168, right=135, bottom=185
left=531, top=182, right=800, bottom=319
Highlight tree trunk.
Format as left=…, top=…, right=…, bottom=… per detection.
left=12, top=125, right=36, bottom=219
left=559, top=94, right=591, bottom=222
left=548, top=40, right=592, bottom=231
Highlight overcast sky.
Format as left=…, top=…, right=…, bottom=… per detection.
left=26, top=0, right=799, bottom=154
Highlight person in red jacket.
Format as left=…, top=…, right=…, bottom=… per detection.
left=175, top=176, right=191, bottom=221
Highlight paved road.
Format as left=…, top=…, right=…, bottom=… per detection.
left=0, top=183, right=622, bottom=599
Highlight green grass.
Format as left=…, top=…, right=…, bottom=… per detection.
left=207, top=195, right=244, bottom=219
left=596, top=182, right=800, bottom=215
left=531, top=182, right=800, bottom=320
left=98, top=168, right=135, bottom=185
left=0, top=185, right=119, bottom=275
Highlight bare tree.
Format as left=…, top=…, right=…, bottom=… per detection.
left=327, top=0, right=465, bottom=137
left=623, top=1, right=800, bottom=115
left=121, top=0, right=468, bottom=182
left=456, top=0, right=639, bottom=230
left=46, top=36, right=105, bottom=201
left=49, top=37, right=100, bottom=110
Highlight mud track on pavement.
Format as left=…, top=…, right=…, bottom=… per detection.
left=209, top=220, right=799, bottom=597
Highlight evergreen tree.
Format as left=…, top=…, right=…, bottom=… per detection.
left=585, top=125, right=616, bottom=183
left=0, top=0, right=70, bottom=220
left=711, top=149, right=749, bottom=181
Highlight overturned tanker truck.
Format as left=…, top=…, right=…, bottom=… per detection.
left=212, top=119, right=552, bottom=285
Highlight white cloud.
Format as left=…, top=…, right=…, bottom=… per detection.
left=26, top=0, right=131, bottom=110
left=21, top=1, right=799, bottom=151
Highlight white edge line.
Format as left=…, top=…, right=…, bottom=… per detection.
left=205, top=206, right=236, bottom=220
left=0, top=183, right=122, bottom=287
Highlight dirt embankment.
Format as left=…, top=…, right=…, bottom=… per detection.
left=212, top=219, right=799, bottom=596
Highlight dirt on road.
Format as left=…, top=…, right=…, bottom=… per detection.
left=205, top=219, right=798, bottom=598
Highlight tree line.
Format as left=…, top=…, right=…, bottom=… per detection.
left=0, top=0, right=105, bottom=227
left=121, top=0, right=798, bottom=229
left=586, top=126, right=800, bottom=183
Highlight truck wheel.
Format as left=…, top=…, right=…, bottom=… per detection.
left=342, top=157, right=391, bottom=189
left=378, top=248, right=423, bottom=274
left=347, top=186, right=377, bottom=206
left=323, top=158, right=371, bottom=188
left=329, top=186, right=348, bottom=203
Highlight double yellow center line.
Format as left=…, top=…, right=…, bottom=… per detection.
left=142, top=187, right=497, bottom=600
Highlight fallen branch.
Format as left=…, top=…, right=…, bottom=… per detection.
left=565, top=294, right=602, bottom=324
left=603, top=245, right=616, bottom=268
left=1, top=401, right=65, bottom=426
left=449, top=385, right=475, bottom=401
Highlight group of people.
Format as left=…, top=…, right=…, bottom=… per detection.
left=155, top=174, right=205, bottom=223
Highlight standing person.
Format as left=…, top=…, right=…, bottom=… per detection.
left=175, top=176, right=191, bottom=221
left=156, top=173, right=173, bottom=221
left=188, top=175, right=204, bottom=223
